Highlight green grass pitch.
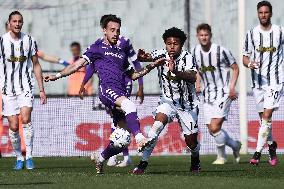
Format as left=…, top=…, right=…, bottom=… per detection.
left=1, top=155, right=284, bottom=189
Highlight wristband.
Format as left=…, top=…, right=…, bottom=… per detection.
left=58, top=59, right=69, bottom=67
left=56, top=73, right=62, bottom=78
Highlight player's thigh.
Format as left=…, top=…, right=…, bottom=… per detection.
left=154, top=103, right=175, bottom=124
left=1, top=94, right=20, bottom=117
left=263, top=84, right=284, bottom=111
left=252, top=87, right=265, bottom=113
left=176, top=107, right=198, bottom=135
left=18, top=91, right=33, bottom=123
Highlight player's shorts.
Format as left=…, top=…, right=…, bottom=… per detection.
left=252, top=83, right=284, bottom=113
left=99, top=85, right=127, bottom=110
left=154, top=102, right=199, bottom=135
left=203, top=96, right=232, bottom=125
left=2, top=91, right=34, bottom=116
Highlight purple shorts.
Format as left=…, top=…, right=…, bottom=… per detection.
left=99, top=85, right=127, bottom=110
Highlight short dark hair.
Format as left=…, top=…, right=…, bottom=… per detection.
left=162, top=27, right=187, bottom=46
left=8, top=11, right=23, bottom=21
left=100, top=14, right=115, bottom=28
left=70, top=41, right=81, bottom=49
left=257, top=1, right=272, bottom=13
left=101, top=14, right=121, bottom=29
left=196, top=23, right=212, bottom=34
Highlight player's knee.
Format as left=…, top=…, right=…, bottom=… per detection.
left=184, top=134, right=198, bottom=149
left=21, top=117, right=31, bottom=124
left=121, top=99, right=136, bottom=115
left=209, top=126, right=221, bottom=135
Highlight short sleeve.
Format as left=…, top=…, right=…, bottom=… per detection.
left=82, top=43, right=102, bottom=64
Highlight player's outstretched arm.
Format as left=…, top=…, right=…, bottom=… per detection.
left=79, top=64, right=96, bottom=99
left=32, top=55, right=47, bottom=104
left=137, top=49, right=153, bottom=62
left=130, top=58, right=166, bottom=80
left=44, top=58, right=88, bottom=82
left=38, top=50, right=69, bottom=67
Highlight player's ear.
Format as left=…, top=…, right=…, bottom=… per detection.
left=103, top=28, right=107, bottom=34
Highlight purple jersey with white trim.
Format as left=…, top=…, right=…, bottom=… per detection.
left=82, top=40, right=130, bottom=93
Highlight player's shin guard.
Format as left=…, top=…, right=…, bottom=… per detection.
left=9, top=129, right=24, bottom=161
left=256, top=119, right=272, bottom=153
left=141, top=137, right=158, bottom=162
left=212, top=130, right=226, bottom=160
left=23, top=123, right=34, bottom=160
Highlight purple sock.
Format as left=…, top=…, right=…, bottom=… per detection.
left=122, top=148, right=129, bottom=156
left=125, top=112, right=141, bottom=136
left=101, top=143, right=124, bottom=160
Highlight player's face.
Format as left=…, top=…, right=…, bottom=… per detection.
left=9, top=14, right=23, bottom=34
left=165, top=37, right=182, bottom=57
left=70, top=46, right=81, bottom=57
left=103, top=21, right=120, bottom=45
left=258, top=6, right=272, bottom=26
left=197, top=29, right=212, bottom=46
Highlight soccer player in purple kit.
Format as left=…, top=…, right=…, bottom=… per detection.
left=44, top=14, right=165, bottom=174
left=79, top=14, right=144, bottom=167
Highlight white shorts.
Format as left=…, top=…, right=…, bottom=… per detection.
left=252, top=84, right=284, bottom=113
left=2, top=91, right=34, bottom=116
left=154, top=102, right=198, bottom=135
left=203, top=96, right=232, bottom=125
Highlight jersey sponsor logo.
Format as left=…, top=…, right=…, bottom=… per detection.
left=256, top=46, right=276, bottom=53
left=7, top=55, right=27, bottom=63
left=199, top=65, right=216, bottom=73
left=104, top=51, right=123, bottom=59
left=165, top=71, right=178, bottom=81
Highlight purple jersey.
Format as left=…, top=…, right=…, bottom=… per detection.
left=82, top=40, right=131, bottom=93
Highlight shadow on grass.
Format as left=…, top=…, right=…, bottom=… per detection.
left=0, top=181, right=53, bottom=186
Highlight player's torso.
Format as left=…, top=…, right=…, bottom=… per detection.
left=193, top=44, right=231, bottom=102
left=0, top=32, right=34, bottom=95
left=250, top=24, right=284, bottom=87
left=153, top=49, right=198, bottom=109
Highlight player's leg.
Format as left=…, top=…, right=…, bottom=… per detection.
left=3, top=95, right=24, bottom=170
left=133, top=103, right=170, bottom=174
left=177, top=107, right=200, bottom=172
left=106, top=123, right=118, bottom=167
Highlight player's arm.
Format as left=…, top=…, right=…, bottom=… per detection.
left=79, top=63, right=95, bottom=99
left=44, top=58, right=88, bottom=82
left=32, top=55, right=47, bottom=104
left=229, top=63, right=239, bottom=100
left=129, top=58, right=166, bottom=80
left=195, top=72, right=202, bottom=93
left=242, top=31, right=259, bottom=69
left=38, top=50, right=69, bottom=67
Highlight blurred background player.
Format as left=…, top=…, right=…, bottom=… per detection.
left=191, top=23, right=241, bottom=165
left=44, top=14, right=163, bottom=174
left=133, top=27, right=201, bottom=174
left=0, top=11, right=47, bottom=170
left=79, top=14, right=144, bottom=167
left=243, top=1, right=284, bottom=166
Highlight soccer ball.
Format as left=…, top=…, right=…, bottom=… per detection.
left=109, top=128, right=131, bottom=148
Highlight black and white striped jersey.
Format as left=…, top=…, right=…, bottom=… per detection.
left=243, top=24, right=284, bottom=88
left=0, top=32, right=37, bottom=96
left=151, top=49, right=198, bottom=110
left=191, top=43, right=236, bottom=103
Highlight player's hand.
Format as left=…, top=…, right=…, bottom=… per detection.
left=137, top=49, right=152, bottom=62
left=153, top=57, right=166, bottom=67
left=40, top=91, right=47, bottom=104
left=229, top=87, right=238, bottom=100
left=248, top=61, right=260, bottom=69
left=168, top=55, right=175, bottom=72
left=196, top=85, right=202, bottom=94
left=79, top=86, right=87, bottom=100
left=44, top=75, right=58, bottom=82
left=136, top=85, right=144, bottom=104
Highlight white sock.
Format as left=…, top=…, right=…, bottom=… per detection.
left=135, top=133, right=145, bottom=144
left=212, top=130, right=227, bottom=159
left=267, top=125, right=273, bottom=145
left=99, top=154, right=106, bottom=163
left=256, top=119, right=271, bottom=152
left=222, top=129, right=238, bottom=151
left=23, top=123, right=34, bottom=160
left=9, top=129, right=24, bottom=161
left=147, top=121, right=164, bottom=138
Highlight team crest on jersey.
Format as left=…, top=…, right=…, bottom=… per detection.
left=257, top=46, right=276, bottom=53
left=7, top=55, right=27, bottom=63
left=199, top=65, right=216, bottom=73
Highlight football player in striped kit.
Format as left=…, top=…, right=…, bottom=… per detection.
left=192, top=23, right=241, bottom=165
left=0, top=11, right=47, bottom=170
left=243, top=1, right=284, bottom=166
left=133, top=27, right=201, bottom=174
